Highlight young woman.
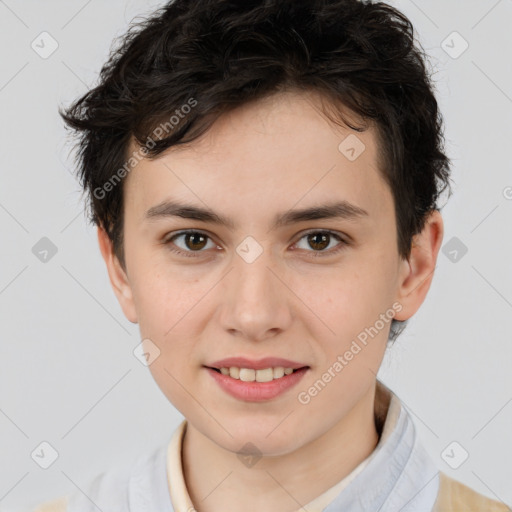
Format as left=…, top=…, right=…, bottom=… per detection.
left=33, top=0, right=509, bottom=510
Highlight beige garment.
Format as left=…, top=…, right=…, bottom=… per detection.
left=432, top=473, right=510, bottom=511
left=31, top=496, right=68, bottom=512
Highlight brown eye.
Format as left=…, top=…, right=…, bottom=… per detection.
left=293, top=230, right=347, bottom=257
left=307, top=232, right=330, bottom=251
left=183, top=232, right=208, bottom=251
left=166, top=230, right=217, bottom=257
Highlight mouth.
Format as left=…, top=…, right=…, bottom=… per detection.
left=204, top=364, right=310, bottom=401
left=205, top=356, right=309, bottom=381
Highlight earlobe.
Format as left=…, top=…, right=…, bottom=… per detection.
left=96, top=226, right=138, bottom=324
left=393, top=210, right=444, bottom=322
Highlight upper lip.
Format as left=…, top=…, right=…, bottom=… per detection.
left=206, top=357, right=309, bottom=370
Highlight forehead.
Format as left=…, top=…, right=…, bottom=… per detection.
left=122, top=89, right=393, bottom=229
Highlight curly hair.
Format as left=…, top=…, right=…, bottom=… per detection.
left=59, top=0, right=452, bottom=342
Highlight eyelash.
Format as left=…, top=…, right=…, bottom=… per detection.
left=163, top=229, right=349, bottom=259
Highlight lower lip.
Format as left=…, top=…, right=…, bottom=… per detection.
left=205, top=367, right=309, bottom=402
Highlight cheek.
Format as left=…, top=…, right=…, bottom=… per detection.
left=128, top=244, right=206, bottom=334
left=132, top=272, right=205, bottom=408
left=294, top=252, right=397, bottom=350
left=134, top=277, right=203, bottom=340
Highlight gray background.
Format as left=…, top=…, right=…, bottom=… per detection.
left=0, top=0, right=511, bottom=509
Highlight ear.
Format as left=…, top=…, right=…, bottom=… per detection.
left=97, top=226, right=138, bottom=324
left=393, top=210, right=444, bottom=321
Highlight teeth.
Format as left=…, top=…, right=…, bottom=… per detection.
left=273, top=367, right=284, bottom=379
left=239, top=368, right=256, bottom=381
left=218, top=366, right=300, bottom=382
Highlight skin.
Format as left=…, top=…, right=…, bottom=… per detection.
left=98, top=89, right=444, bottom=512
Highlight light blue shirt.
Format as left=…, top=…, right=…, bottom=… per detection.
left=64, top=383, right=441, bottom=511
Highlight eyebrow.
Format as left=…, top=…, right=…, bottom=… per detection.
left=144, top=199, right=369, bottom=230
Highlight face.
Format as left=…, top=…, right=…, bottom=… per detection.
left=99, top=89, right=442, bottom=456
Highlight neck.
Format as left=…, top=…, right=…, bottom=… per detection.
left=181, top=381, right=383, bottom=512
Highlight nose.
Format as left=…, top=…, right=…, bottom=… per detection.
left=218, top=246, right=293, bottom=342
